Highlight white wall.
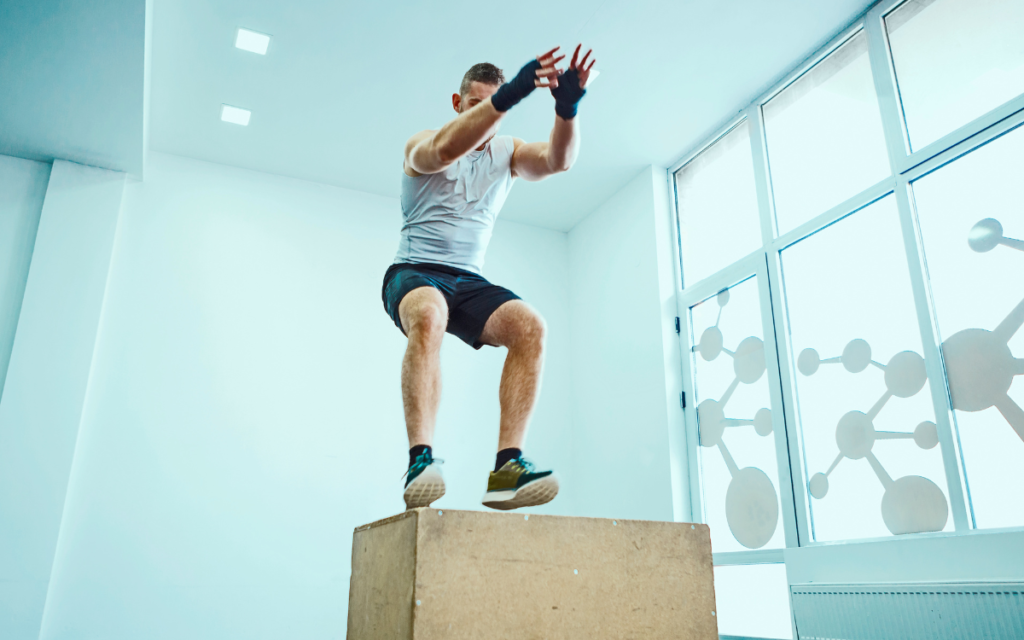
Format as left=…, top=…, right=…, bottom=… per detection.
left=567, top=166, right=683, bottom=521
left=0, top=154, right=50, bottom=398
left=0, top=160, right=126, bottom=639
left=37, top=151, right=574, bottom=639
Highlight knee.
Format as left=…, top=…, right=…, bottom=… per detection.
left=406, top=304, right=447, bottom=347
left=510, top=311, right=546, bottom=355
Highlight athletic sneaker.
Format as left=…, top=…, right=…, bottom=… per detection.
left=482, top=457, right=559, bottom=510
left=403, top=451, right=446, bottom=509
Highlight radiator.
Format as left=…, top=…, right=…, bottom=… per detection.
left=790, top=582, right=1024, bottom=640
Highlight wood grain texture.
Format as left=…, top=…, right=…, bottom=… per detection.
left=348, top=508, right=717, bottom=640
left=347, top=510, right=417, bottom=640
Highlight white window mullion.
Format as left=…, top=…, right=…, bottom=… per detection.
left=865, top=1, right=971, bottom=532
left=748, top=103, right=810, bottom=548
left=865, top=1, right=911, bottom=169
left=675, top=299, right=704, bottom=523
left=893, top=179, right=972, bottom=532
left=666, top=169, right=697, bottom=524
left=756, top=253, right=806, bottom=549
left=747, top=104, right=776, bottom=246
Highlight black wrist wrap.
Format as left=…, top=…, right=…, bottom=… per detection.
left=550, top=68, right=586, bottom=120
left=491, top=59, right=542, bottom=112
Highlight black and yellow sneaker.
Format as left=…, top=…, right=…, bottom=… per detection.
left=482, top=457, right=559, bottom=510
left=403, top=451, right=445, bottom=510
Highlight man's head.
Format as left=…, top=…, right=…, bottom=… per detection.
left=453, top=63, right=504, bottom=114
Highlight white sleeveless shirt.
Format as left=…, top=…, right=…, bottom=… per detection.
left=394, top=135, right=516, bottom=274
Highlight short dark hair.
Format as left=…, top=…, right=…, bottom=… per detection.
left=460, top=63, right=504, bottom=96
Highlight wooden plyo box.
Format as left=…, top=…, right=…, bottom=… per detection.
left=347, top=508, right=717, bottom=640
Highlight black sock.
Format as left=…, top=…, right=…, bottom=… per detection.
left=495, top=448, right=522, bottom=472
left=409, top=445, right=432, bottom=468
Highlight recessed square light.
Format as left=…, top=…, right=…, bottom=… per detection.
left=235, top=28, right=270, bottom=55
left=221, top=104, right=251, bottom=126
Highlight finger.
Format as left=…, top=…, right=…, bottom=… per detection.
left=569, top=44, right=581, bottom=70
left=534, top=78, right=558, bottom=88
left=539, top=55, right=565, bottom=72
left=543, top=54, right=566, bottom=68
left=536, top=66, right=560, bottom=77
left=578, top=49, right=592, bottom=69
left=586, top=59, right=596, bottom=72
left=537, top=46, right=561, bottom=61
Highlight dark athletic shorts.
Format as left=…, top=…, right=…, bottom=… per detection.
left=382, top=262, right=521, bottom=350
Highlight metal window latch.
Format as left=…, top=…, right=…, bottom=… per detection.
left=675, top=317, right=681, bottom=334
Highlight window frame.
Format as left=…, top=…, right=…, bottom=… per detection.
left=668, top=0, right=1024, bottom=567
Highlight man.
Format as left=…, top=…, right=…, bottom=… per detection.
left=382, top=45, right=596, bottom=511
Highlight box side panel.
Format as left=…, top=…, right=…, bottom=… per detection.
left=347, top=512, right=417, bottom=640
left=412, top=510, right=717, bottom=640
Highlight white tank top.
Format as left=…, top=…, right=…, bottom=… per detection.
left=394, top=135, right=516, bottom=274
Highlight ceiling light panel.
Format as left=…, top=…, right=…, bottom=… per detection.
left=235, top=28, right=270, bottom=55
left=221, top=104, right=251, bottom=126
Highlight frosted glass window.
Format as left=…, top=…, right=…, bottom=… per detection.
left=714, top=564, right=793, bottom=639
left=764, top=32, right=891, bottom=234
left=887, top=0, right=1024, bottom=151
left=912, top=125, right=1024, bottom=529
left=690, top=277, right=784, bottom=553
left=782, top=196, right=951, bottom=542
left=676, top=121, right=762, bottom=286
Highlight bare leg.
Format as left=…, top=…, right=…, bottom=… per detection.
left=479, top=300, right=547, bottom=450
left=398, top=287, right=449, bottom=448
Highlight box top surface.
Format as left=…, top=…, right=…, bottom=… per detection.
left=353, top=508, right=706, bottom=533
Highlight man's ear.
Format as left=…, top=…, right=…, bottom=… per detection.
left=452, top=93, right=461, bottom=113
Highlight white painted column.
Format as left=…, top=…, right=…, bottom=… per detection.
left=0, top=160, right=124, bottom=639
left=651, top=166, right=691, bottom=522
left=567, top=166, right=677, bottom=521
left=0, top=155, right=51, bottom=399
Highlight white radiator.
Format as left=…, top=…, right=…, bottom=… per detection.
left=790, top=582, right=1024, bottom=640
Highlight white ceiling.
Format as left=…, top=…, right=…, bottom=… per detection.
left=149, top=0, right=875, bottom=231
left=0, top=0, right=145, bottom=175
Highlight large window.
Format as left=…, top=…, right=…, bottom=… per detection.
left=675, top=121, right=762, bottom=285
left=885, top=0, right=1024, bottom=150
left=911, top=127, right=1024, bottom=529
left=763, top=30, right=890, bottom=234
left=672, top=0, right=1024, bottom=636
left=784, top=195, right=950, bottom=542
left=690, top=277, right=785, bottom=553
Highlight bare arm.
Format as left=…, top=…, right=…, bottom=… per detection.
left=405, top=48, right=565, bottom=177
left=510, top=45, right=595, bottom=181
left=510, top=116, right=580, bottom=181
left=405, top=101, right=504, bottom=176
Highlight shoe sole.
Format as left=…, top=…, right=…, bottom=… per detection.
left=482, top=474, right=559, bottom=511
left=404, top=466, right=446, bottom=509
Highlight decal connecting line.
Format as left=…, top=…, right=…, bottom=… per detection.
left=693, top=289, right=779, bottom=549
left=801, top=218, right=1023, bottom=535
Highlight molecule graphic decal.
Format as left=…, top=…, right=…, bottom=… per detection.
left=693, top=288, right=779, bottom=549
left=800, top=217, right=1023, bottom=536
left=942, top=218, right=1024, bottom=442
left=798, top=339, right=948, bottom=536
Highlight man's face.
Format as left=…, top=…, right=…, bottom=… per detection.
left=452, top=81, right=501, bottom=149
left=453, top=80, right=500, bottom=114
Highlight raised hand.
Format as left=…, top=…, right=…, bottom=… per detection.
left=564, top=44, right=596, bottom=88
left=549, top=44, right=595, bottom=120
left=534, top=46, right=566, bottom=89
left=491, top=47, right=566, bottom=113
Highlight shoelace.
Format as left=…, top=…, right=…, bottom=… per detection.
left=510, top=457, right=535, bottom=473
left=401, top=453, right=443, bottom=481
